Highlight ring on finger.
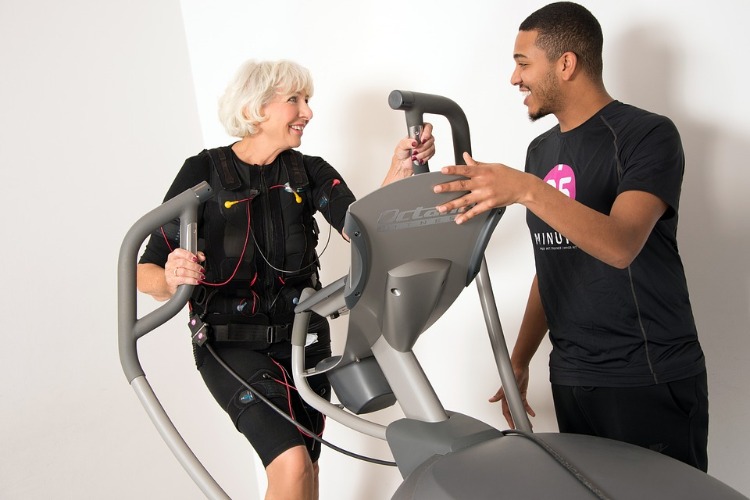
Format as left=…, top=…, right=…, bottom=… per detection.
left=173, top=267, right=179, bottom=277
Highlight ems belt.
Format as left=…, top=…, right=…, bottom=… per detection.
left=211, top=323, right=291, bottom=345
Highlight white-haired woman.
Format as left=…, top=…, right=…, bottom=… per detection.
left=137, top=59, right=434, bottom=499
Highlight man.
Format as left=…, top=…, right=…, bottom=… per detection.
left=434, top=2, right=708, bottom=471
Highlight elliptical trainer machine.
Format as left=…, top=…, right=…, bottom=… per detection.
left=118, top=91, right=747, bottom=500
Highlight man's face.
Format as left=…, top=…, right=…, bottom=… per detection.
left=510, top=30, right=562, bottom=121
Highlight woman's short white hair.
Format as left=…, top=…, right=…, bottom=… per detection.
left=218, top=59, right=314, bottom=138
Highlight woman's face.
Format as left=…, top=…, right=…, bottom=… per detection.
left=257, top=90, right=312, bottom=149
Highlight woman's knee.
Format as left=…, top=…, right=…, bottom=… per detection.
left=267, top=445, right=315, bottom=484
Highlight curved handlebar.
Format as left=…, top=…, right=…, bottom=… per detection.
left=117, top=182, right=230, bottom=499
left=388, top=90, right=472, bottom=171
left=117, top=182, right=213, bottom=382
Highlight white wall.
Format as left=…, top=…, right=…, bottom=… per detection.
left=0, top=1, right=228, bottom=498
left=1, top=0, right=748, bottom=499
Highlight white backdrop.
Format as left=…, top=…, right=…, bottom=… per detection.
left=1, top=0, right=748, bottom=499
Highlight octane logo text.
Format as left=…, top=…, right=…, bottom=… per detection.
left=376, top=206, right=462, bottom=232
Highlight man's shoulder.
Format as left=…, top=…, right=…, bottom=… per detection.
left=601, top=101, right=675, bottom=131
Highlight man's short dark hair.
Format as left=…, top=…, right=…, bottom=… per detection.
left=520, top=2, right=604, bottom=81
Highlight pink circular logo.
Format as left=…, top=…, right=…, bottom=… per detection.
left=543, top=164, right=576, bottom=200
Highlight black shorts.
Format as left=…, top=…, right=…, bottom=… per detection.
left=551, top=371, right=708, bottom=471
left=194, top=322, right=332, bottom=467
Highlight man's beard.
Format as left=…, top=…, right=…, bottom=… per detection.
left=528, top=70, right=560, bottom=122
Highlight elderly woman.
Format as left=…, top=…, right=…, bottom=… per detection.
left=136, top=59, right=434, bottom=500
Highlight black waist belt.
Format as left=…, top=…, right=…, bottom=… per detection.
left=211, top=323, right=291, bottom=345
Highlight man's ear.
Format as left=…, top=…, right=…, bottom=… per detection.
left=559, top=51, right=578, bottom=81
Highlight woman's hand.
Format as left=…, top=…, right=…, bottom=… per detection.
left=164, top=249, right=206, bottom=296
left=382, top=122, right=435, bottom=186
left=137, top=250, right=204, bottom=302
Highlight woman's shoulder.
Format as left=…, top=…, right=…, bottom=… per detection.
left=163, top=149, right=213, bottom=200
left=298, top=151, right=334, bottom=173
left=182, top=149, right=213, bottom=177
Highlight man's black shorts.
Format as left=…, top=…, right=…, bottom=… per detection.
left=551, top=371, right=708, bottom=471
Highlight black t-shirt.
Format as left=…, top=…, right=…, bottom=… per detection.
left=526, top=101, right=705, bottom=387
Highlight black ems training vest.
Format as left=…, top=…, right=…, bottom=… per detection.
left=191, top=147, right=320, bottom=322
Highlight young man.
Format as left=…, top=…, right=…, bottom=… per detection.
left=434, top=2, right=708, bottom=471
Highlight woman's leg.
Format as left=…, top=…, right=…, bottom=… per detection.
left=265, top=445, right=316, bottom=500
left=312, top=461, right=320, bottom=500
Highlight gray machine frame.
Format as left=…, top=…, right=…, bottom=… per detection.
left=118, top=91, right=747, bottom=499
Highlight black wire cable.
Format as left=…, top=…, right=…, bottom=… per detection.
left=252, top=176, right=338, bottom=275
left=207, top=336, right=610, bottom=491
left=252, top=213, right=334, bottom=275
left=204, top=342, right=397, bottom=467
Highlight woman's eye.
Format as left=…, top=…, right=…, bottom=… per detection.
left=288, top=96, right=298, bottom=103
